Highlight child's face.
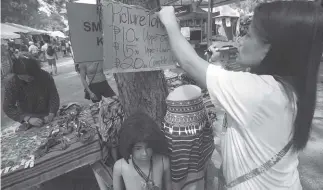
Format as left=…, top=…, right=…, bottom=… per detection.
left=132, top=142, right=153, bottom=161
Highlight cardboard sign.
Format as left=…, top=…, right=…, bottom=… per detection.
left=103, top=1, right=176, bottom=73
left=67, top=3, right=103, bottom=63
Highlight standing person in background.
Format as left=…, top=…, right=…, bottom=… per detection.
left=41, top=40, right=58, bottom=75
left=66, top=40, right=71, bottom=56
left=3, top=54, right=60, bottom=130
left=158, top=1, right=323, bottom=189
left=39, top=41, right=45, bottom=61
left=79, top=62, right=115, bottom=103
left=28, top=41, right=39, bottom=58
left=61, top=40, right=67, bottom=57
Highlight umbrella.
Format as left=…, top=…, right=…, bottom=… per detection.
left=50, top=31, right=66, bottom=38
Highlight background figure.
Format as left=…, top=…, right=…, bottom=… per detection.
left=66, top=41, right=71, bottom=56
left=79, top=61, right=115, bottom=103
left=61, top=40, right=67, bottom=57
left=163, top=85, right=214, bottom=190
left=158, top=1, right=323, bottom=189
left=2, top=54, right=60, bottom=131
left=41, top=39, right=58, bottom=75
left=28, top=41, right=39, bottom=58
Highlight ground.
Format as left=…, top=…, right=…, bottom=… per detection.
left=1, top=58, right=323, bottom=190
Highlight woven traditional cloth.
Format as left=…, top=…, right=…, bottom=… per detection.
left=163, top=85, right=215, bottom=190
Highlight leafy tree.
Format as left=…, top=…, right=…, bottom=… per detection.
left=2, top=0, right=72, bottom=31
left=1, top=0, right=40, bottom=25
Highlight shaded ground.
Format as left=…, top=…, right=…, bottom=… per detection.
left=2, top=58, right=323, bottom=190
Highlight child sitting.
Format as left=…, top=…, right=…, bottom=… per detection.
left=113, top=112, right=172, bottom=190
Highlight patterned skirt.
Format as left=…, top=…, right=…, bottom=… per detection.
left=163, top=95, right=215, bottom=190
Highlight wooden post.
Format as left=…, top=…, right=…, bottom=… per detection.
left=207, top=0, right=213, bottom=61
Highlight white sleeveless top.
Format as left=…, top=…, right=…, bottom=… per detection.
left=206, top=64, right=302, bottom=190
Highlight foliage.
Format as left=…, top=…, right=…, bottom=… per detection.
left=230, top=0, right=266, bottom=15
left=1, top=0, right=74, bottom=31
left=1, top=0, right=40, bottom=25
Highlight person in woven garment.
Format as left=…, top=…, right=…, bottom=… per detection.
left=113, top=112, right=172, bottom=190
left=3, top=54, right=60, bottom=130
left=163, top=85, right=215, bottom=190
left=158, top=1, right=323, bottom=190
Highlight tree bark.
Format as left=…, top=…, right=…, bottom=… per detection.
left=114, top=0, right=169, bottom=127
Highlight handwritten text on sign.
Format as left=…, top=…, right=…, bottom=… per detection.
left=103, top=2, right=176, bottom=73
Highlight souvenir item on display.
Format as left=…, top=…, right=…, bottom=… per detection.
left=1, top=102, right=101, bottom=174
left=98, top=96, right=125, bottom=166
left=98, top=96, right=124, bottom=144
left=34, top=103, right=97, bottom=159
left=163, top=85, right=215, bottom=190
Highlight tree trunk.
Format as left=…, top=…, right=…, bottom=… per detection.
left=114, top=0, right=169, bottom=127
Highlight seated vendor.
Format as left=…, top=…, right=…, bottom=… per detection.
left=2, top=54, right=60, bottom=129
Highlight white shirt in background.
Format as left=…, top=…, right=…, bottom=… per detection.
left=41, top=43, right=55, bottom=60
left=28, top=45, right=38, bottom=54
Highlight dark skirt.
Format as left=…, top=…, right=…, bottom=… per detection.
left=89, top=80, right=115, bottom=103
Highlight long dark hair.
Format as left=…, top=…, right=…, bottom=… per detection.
left=118, top=112, right=169, bottom=163
left=12, top=54, right=42, bottom=78
left=250, top=1, right=323, bottom=151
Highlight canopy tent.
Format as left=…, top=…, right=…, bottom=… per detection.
left=5, top=23, right=49, bottom=35
left=1, top=23, right=24, bottom=39
left=1, top=31, right=20, bottom=39
left=1, top=23, right=29, bottom=33
left=50, top=31, right=67, bottom=38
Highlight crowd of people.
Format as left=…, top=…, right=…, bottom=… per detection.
left=8, top=37, right=72, bottom=76
left=2, top=1, right=323, bottom=190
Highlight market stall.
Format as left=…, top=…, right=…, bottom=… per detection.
left=1, top=101, right=109, bottom=190
left=1, top=1, right=241, bottom=189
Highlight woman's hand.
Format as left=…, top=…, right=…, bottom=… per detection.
left=44, top=113, right=55, bottom=123
left=208, top=45, right=221, bottom=63
left=158, top=6, right=177, bottom=29
left=28, top=118, right=44, bottom=127
left=89, top=91, right=99, bottom=101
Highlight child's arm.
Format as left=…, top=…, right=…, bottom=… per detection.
left=163, top=156, right=172, bottom=190
left=113, top=159, right=124, bottom=190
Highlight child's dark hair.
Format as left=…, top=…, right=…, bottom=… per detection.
left=118, top=112, right=169, bottom=163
